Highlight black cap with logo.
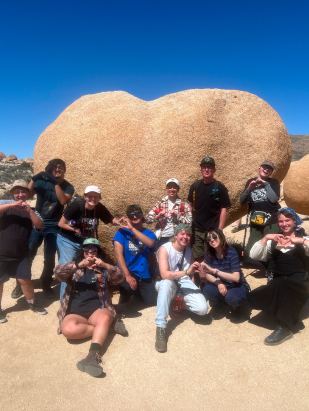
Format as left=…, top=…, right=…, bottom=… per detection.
left=200, top=157, right=215, bottom=167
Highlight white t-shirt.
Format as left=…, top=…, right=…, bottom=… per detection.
left=161, top=199, right=176, bottom=237
left=161, top=242, right=192, bottom=282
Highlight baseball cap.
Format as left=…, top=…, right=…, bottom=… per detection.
left=260, top=160, right=275, bottom=170
left=83, top=238, right=100, bottom=246
left=166, top=178, right=180, bottom=188
left=200, top=157, right=215, bottom=167
left=84, top=185, right=101, bottom=194
left=10, top=179, right=30, bottom=194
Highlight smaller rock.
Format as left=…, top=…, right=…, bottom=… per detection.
left=24, top=157, right=34, bottom=164
left=3, top=154, right=17, bottom=162
left=0, top=152, right=5, bottom=161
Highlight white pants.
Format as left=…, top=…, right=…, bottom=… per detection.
left=155, top=278, right=208, bottom=328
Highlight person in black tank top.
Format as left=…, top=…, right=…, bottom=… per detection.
left=248, top=207, right=309, bottom=346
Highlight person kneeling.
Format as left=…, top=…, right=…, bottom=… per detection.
left=155, top=224, right=208, bottom=353
left=54, top=238, right=126, bottom=377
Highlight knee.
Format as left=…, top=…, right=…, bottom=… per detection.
left=97, top=312, right=114, bottom=328
left=17, top=279, right=31, bottom=287
left=225, top=290, right=245, bottom=308
left=62, top=322, right=77, bottom=338
left=158, top=280, right=174, bottom=295
left=196, top=298, right=208, bottom=316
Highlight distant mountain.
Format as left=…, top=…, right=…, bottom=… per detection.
left=290, top=134, right=309, bottom=161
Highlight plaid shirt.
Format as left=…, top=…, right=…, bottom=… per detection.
left=54, top=262, right=124, bottom=334
left=145, top=196, right=192, bottom=233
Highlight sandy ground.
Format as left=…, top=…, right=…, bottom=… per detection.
left=1, top=214, right=309, bottom=411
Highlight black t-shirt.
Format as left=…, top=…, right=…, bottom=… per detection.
left=68, top=268, right=102, bottom=317
left=244, top=178, right=280, bottom=223
left=187, top=179, right=231, bottom=232
left=58, top=201, right=114, bottom=244
left=0, top=206, right=38, bottom=261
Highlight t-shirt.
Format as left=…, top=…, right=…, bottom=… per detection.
left=113, top=227, right=156, bottom=279
left=68, top=267, right=102, bottom=316
left=34, top=179, right=74, bottom=226
left=243, top=178, right=280, bottom=224
left=161, top=199, right=176, bottom=237
left=187, top=179, right=231, bottom=232
left=0, top=201, right=42, bottom=261
left=204, top=246, right=249, bottom=289
left=161, top=242, right=192, bottom=283
left=58, top=201, right=114, bottom=244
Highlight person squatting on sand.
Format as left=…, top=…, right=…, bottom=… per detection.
left=240, top=160, right=280, bottom=253
left=0, top=180, right=47, bottom=323
left=248, top=208, right=309, bottom=346
left=113, top=204, right=157, bottom=308
left=11, top=158, right=74, bottom=300
left=54, top=238, right=126, bottom=377
left=145, top=178, right=192, bottom=248
left=57, top=185, right=120, bottom=300
left=198, top=228, right=250, bottom=322
left=187, top=157, right=231, bottom=261
left=155, top=224, right=208, bottom=353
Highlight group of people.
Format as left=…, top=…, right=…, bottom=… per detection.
left=1, top=156, right=308, bottom=378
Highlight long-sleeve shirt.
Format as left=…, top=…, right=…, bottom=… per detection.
left=250, top=237, right=309, bottom=262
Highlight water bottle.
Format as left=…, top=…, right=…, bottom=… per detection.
left=68, top=220, right=76, bottom=227
left=173, top=286, right=183, bottom=313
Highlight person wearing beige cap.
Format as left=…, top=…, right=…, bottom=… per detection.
left=0, top=180, right=47, bottom=323
left=146, top=178, right=192, bottom=248
left=57, top=185, right=120, bottom=300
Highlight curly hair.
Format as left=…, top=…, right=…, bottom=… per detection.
left=205, top=228, right=229, bottom=259
left=45, top=158, right=66, bottom=174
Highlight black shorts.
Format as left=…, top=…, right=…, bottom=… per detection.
left=0, top=257, right=32, bottom=284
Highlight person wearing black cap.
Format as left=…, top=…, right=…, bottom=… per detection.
left=187, top=157, right=231, bottom=261
left=240, top=160, right=280, bottom=253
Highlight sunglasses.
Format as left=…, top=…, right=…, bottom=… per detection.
left=206, top=234, right=218, bottom=242
left=83, top=247, right=98, bottom=252
left=128, top=212, right=141, bottom=219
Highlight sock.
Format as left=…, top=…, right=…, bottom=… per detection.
left=89, top=343, right=101, bottom=352
left=26, top=298, right=35, bottom=305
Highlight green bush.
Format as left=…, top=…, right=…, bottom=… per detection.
left=18, top=162, right=32, bottom=170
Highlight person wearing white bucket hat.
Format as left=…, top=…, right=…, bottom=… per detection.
left=146, top=178, right=192, bottom=248
left=57, top=185, right=120, bottom=300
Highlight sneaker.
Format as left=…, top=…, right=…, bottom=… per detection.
left=0, top=309, right=8, bottom=323
left=11, top=281, right=23, bottom=299
left=43, top=287, right=54, bottom=299
left=113, top=319, right=128, bottom=336
left=76, top=350, right=103, bottom=377
left=28, top=303, right=48, bottom=315
left=231, top=227, right=241, bottom=233
left=155, top=327, right=167, bottom=353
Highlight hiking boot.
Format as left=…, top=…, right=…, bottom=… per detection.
left=230, top=304, right=251, bottom=323
left=28, top=302, right=48, bottom=315
left=0, top=309, right=7, bottom=323
left=11, top=281, right=23, bottom=299
left=155, top=327, right=167, bottom=353
left=43, top=287, right=54, bottom=299
left=113, top=319, right=128, bottom=336
left=264, top=322, right=293, bottom=346
left=209, top=301, right=228, bottom=320
left=76, top=350, right=103, bottom=377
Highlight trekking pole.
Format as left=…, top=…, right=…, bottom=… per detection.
left=240, top=208, right=250, bottom=266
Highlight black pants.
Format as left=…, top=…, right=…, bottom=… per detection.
left=119, top=273, right=157, bottom=306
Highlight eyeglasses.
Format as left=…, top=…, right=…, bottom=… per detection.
left=206, top=234, right=218, bottom=242
left=54, top=165, right=64, bottom=170
left=83, top=247, right=98, bottom=253
left=128, top=212, right=141, bottom=219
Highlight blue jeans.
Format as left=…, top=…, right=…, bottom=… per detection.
left=29, top=224, right=58, bottom=289
left=56, top=234, right=82, bottom=300
left=155, top=277, right=208, bottom=328
left=203, top=283, right=248, bottom=309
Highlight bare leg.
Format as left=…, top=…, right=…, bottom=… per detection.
left=62, top=314, right=94, bottom=339
left=18, top=279, right=34, bottom=300
left=88, top=308, right=114, bottom=345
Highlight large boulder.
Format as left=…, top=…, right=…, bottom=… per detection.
left=24, top=157, right=34, bottom=164
left=0, top=152, right=5, bottom=161
left=3, top=154, right=17, bottom=162
left=34, top=89, right=291, bottom=262
left=284, top=155, right=309, bottom=214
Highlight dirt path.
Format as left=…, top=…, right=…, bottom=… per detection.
left=1, top=216, right=309, bottom=411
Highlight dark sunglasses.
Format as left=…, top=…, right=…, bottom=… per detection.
left=128, top=212, right=141, bottom=219
left=206, top=234, right=218, bottom=242
left=83, top=247, right=98, bottom=252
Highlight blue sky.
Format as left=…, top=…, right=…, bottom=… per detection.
left=0, top=0, right=308, bottom=159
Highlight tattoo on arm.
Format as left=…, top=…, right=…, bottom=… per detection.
left=168, top=272, right=178, bottom=280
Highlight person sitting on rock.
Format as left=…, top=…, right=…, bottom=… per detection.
left=145, top=178, right=192, bottom=248
left=113, top=204, right=157, bottom=309
left=54, top=238, right=126, bottom=377
left=240, top=160, right=280, bottom=253
left=0, top=180, right=47, bottom=323
left=11, top=158, right=74, bottom=300
left=155, top=224, right=208, bottom=353
left=198, top=228, right=250, bottom=322
left=57, top=185, right=120, bottom=300
left=248, top=208, right=309, bottom=346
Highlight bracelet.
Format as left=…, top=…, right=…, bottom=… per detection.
left=185, top=269, right=187, bottom=275
left=213, top=268, right=218, bottom=275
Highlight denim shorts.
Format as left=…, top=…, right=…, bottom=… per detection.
left=0, top=257, right=32, bottom=284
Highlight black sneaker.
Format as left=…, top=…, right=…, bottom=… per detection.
left=76, top=350, right=103, bottom=377
left=11, top=281, right=23, bottom=299
left=28, top=303, right=48, bottom=315
left=0, top=309, right=7, bottom=323
left=43, top=287, right=54, bottom=299
left=264, top=322, right=293, bottom=346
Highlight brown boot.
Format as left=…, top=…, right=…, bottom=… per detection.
left=76, top=350, right=103, bottom=377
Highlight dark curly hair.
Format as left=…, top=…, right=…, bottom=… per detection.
left=205, top=228, right=229, bottom=259
left=45, top=158, right=66, bottom=174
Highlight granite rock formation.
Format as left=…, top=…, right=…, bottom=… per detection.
left=284, top=155, right=309, bottom=214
